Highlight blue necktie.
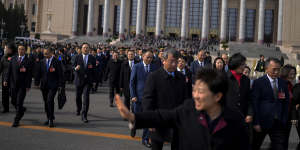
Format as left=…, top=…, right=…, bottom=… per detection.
left=46, top=59, right=50, bottom=71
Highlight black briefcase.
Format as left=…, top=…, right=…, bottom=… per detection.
left=57, top=88, right=67, bottom=109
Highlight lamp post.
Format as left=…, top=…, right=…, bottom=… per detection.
left=0, top=19, right=5, bottom=39
left=20, top=24, right=25, bottom=37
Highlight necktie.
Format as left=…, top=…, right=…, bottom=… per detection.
left=46, top=59, right=50, bottom=71
left=84, top=55, right=87, bottom=67
left=145, top=65, right=149, bottom=72
left=18, top=57, right=22, bottom=65
left=272, top=79, right=278, bottom=99
left=130, top=61, right=133, bottom=69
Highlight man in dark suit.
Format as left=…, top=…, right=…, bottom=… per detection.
left=130, top=50, right=158, bottom=148
left=177, top=56, right=192, bottom=99
left=93, top=48, right=104, bottom=92
left=73, top=43, right=97, bottom=123
left=134, top=49, right=143, bottom=62
left=35, top=48, right=64, bottom=127
left=4, top=44, right=32, bottom=127
left=119, top=50, right=138, bottom=111
left=252, top=57, right=289, bottom=150
left=190, top=50, right=212, bottom=82
left=143, top=49, right=187, bottom=150
left=104, top=51, right=122, bottom=107
left=226, top=53, right=252, bottom=123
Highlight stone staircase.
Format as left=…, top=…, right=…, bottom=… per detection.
left=57, top=36, right=110, bottom=45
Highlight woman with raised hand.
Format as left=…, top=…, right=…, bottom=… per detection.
left=115, top=68, right=249, bottom=150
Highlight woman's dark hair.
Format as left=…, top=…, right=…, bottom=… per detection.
left=228, top=53, right=246, bottom=70
left=280, top=64, right=296, bottom=80
left=5, top=42, right=17, bottom=55
left=213, top=57, right=225, bottom=72
left=195, top=68, right=228, bottom=106
left=244, top=66, right=251, bottom=71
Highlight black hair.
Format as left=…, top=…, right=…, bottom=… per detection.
left=265, top=57, right=281, bottom=68
left=81, top=42, right=90, bottom=48
left=213, top=57, right=225, bottom=71
left=228, top=53, right=246, bottom=70
left=280, top=64, right=296, bottom=80
left=244, top=66, right=251, bottom=71
left=5, top=42, right=17, bottom=55
left=162, top=48, right=180, bottom=60
left=142, top=49, right=153, bottom=55
left=195, top=68, right=228, bottom=106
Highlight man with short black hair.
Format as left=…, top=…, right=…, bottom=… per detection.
left=73, top=43, right=97, bottom=123
left=5, top=44, right=33, bottom=127
left=104, top=51, right=122, bottom=107
left=143, top=49, right=187, bottom=150
left=35, top=48, right=64, bottom=127
left=190, top=50, right=212, bottom=82
left=252, top=57, right=289, bottom=150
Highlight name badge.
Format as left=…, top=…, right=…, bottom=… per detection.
left=88, top=64, right=93, bottom=69
left=278, top=92, right=286, bottom=99
left=20, top=67, right=26, bottom=72
left=49, top=67, right=55, bottom=72
left=186, top=77, right=189, bottom=83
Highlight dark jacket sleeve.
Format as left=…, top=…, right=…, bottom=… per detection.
left=57, top=60, right=64, bottom=87
left=129, top=64, right=137, bottom=98
left=246, top=78, right=253, bottom=116
left=291, top=84, right=300, bottom=120
left=251, top=79, right=261, bottom=125
left=119, top=63, right=125, bottom=89
left=135, top=109, right=178, bottom=129
left=25, top=59, right=33, bottom=88
left=142, top=73, right=157, bottom=111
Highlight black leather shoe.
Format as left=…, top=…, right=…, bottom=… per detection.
left=130, top=129, right=136, bottom=137
left=2, top=110, right=9, bottom=113
left=49, top=120, right=54, bottom=128
left=43, top=120, right=49, bottom=126
left=11, top=121, right=19, bottom=128
left=81, top=115, right=88, bottom=123
left=76, top=112, right=80, bottom=116
left=109, top=104, right=114, bottom=107
left=142, top=140, right=152, bottom=148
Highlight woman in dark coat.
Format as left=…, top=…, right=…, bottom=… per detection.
left=115, top=68, right=249, bottom=150
left=0, top=42, right=17, bottom=112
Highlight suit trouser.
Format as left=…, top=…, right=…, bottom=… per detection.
left=11, top=87, right=27, bottom=121
left=109, top=86, right=120, bottom=105
left=41, top=88, right=58, bottom=120
left=253, top=120, right=286, bottom=150
left=76, top=83, right=91, bottom=117
left=2, top=83, right=11, bottom=111
left=132, top=102, right=149, bottom=142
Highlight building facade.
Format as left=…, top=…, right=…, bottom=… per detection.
left=1, top=0, right=300, bottom=48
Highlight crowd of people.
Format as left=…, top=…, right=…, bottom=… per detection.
left=0, top=40, right=300, bottom=150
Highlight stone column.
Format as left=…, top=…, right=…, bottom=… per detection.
left=103, top=0, right=110, bottom=37
left=24, top=0, right=29, bottom=14
left=201, top=0, right=209, bottom=41
left=238, top=0, right=246, bottom=42
left=72, top=0, right=79, bottom=36
left=86, top=0, right=94, bottom=36
left=155, top=0, right=162, bottom=38
left=119, top=0, right=126, bottom=39
left=257, top=0, right=265, bottom=44
left=181, top=0, right=189, bottom=40
left=13, top=0, right=16, bottom=8
left=136, top=0, right=143, bottom=37
left=277, top=0, right=283, bottom=45
left=220, top=0, right=228, bottom=42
